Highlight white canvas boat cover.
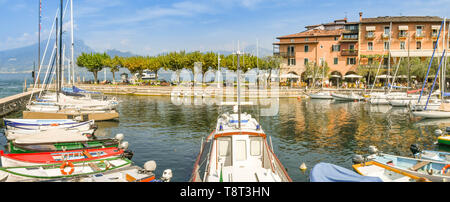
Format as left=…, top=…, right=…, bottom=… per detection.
left=439, top=103, right=450, bottom=112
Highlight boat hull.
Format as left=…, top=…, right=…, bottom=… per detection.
left=0, top=147, right=124, bottom=167
left=0, top=157, right=132, bottom=182
left=23, top=110, right=119, bottom=121
left=412, top=111, right=450, bottom=119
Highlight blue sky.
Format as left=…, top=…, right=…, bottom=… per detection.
left=1, top=0, right=450, bottom=55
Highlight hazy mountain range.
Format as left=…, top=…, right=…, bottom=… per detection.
left=0, top=38, right=273, bottom=73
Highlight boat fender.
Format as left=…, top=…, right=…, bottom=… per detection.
left=119, top=141, right=129, bottom=150
left=435, top=129, right=443, bottom=136
left=410, top=144, right=422, bottom=157
left=144, top=161, right=157, bottom=173
left=442, top=164, right=450, bottom=174
left=115, top=133, right=125, bottom=142
left=123, top=149, right=134, bottom=160
left=161, top=169, right=173, bottom=182
left=60, top=161, right=75, bottom=175
left=352, top=154, right=364, bottom=164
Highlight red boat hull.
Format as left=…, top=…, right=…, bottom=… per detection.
left=0, top=147, right=124, bottom=167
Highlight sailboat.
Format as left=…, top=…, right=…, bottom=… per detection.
left=190, top=51, right=292, bottom=182
left=309, top=59, right=333, bottom=99
left=23, top=0, right=119, bottom=121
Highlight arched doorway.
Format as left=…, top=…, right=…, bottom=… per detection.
left=329, top=71, right=342, bottom=88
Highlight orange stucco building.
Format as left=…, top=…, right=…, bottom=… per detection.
left=274, top=13, right=450, bottom=84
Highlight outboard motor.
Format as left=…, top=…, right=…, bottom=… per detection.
left=446, top=127, right=450, bottom=134
left=410, top=144, right=422, bottom=157
left=123, top=150, right=134, bottom=160
left=435, top=129, right=443, bottom=136
left=352, top=154, right=364, bottom=164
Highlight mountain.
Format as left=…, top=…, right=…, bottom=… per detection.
left=213, top=45, right=273, bottom=57
left=0, top=39, right=273, bottom=73
left=0, top=38, right=94, bottom=73
left=105, top=49, right=135, bottom=58
left=0, top=39, right=135, bottom=73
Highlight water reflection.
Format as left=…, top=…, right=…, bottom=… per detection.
left=1, top=95, right=449, bottom=182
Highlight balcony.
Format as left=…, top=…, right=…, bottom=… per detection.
left=365, top=33, right=375, bottom=40
left=382, top=33, right=390, bottom=40
left=415, top=32, right=425, bottom=40
left=274, top=52, right=295, bottom=58
left=431, top=32, right=438, bottom=40
left=398, top=32, right=408, bottom=40
left=341, top=49, right=358, bottom=56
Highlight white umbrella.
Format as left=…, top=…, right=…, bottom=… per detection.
left=376, top=75, right=393, bottom=79
left=344, top=74, right=362, bottom=79
left=280, top=73, right=300, bottom=79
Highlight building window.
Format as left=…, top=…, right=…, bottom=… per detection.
left=384, top=42, right=390, bottom=50
left=384, top=26, right=390, bottom=36
left=305, top=37, right=309, bottom=41
left=417, top=41, right=422, bottom=50
left=400, top=41, right=406, bottom=50
left=334, top=36, right=339, bottom=41
left=368, top=42, right=373, bottom=51
left=416, top=26, right=423, bottom=36
left=343, top=34, right=358, bottom=40
left=366, top=31, right=374, bottom=38
left=288, top=58, right=296, bottom=66
left=290, top=39, right=295, bottom=43
left=349, top=44, right=355, bottom=50
left=332, top=45, right=340, bottom=51
left=288, top=45, right=295, bottom=56
left=304, top=58, right=309, bottom=65
left=334, top=57, right=338, bottom=65
left=304, top=45, right=309, bottom=52
left=347, top=57, right=356, bottom=65
left=432, top=29, right=438, bottom=37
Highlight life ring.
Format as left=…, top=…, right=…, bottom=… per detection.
left=60, top=161, right=75, bottom=175
left=442, top=164, right=450, bottom=174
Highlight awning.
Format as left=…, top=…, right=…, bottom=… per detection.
left=432, top=25, right=441, bottom=30
left=280, top=73, right=300, bottom=79
left=344, top=74, right=363, bottom=79
left=398, top=25, right=409, bottom=31
left=366, top=26, right=376, bottom=31
left=376, top=75, right=393, bottom=79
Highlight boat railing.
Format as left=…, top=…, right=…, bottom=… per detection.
left=264, top=139, right=292, bottom=182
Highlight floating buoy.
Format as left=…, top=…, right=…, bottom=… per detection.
left=299, top=162, right=307, bottom=172
left=297, top=96, right=301, bottom=101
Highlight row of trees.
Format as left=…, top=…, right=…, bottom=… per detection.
left=76, top=51, right=282, bottom=83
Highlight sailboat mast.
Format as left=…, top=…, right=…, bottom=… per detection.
left=237, top=51, right=241, bottom=130
left=38, top=0, right=42, bottom=85
left=59, top=0, right=63, bottom=94
left=55, top=16, right=59, bottom=102
left=70, top=0, right=74, bottom=85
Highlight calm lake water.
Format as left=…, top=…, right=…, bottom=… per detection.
left=2, top=92, right=450, bottom=182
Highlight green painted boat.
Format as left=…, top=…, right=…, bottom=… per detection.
left=0, top=157, right=132, bottom=182
left=8, top=138, right=120, bottom=154
left=438, top=135, right=450, bottom=146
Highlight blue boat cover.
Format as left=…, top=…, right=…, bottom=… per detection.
left=62, top=86, right=101, bottom=94
left=310, top=163, right=383, bottom=182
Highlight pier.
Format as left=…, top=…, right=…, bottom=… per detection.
left=0, top=89, right=42, bottom=117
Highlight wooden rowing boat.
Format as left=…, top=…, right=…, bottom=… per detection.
left=8, top=138, right=120, bottom=154
left=0, top=147, right=124, bottom=167
left=352, top=161, right=431, bottom=182
left=372, top=153, right=450, bottom=182
left=0, top=157, right=132, bottom=182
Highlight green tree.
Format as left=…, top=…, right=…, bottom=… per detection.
left=76, top=52, right=109, bottom=84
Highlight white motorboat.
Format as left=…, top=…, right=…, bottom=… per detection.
left=331, top=92, right=364, bottom=101
left=309, top=91, right=333, bottom=99
left=190, top=109, right=292, bottom=182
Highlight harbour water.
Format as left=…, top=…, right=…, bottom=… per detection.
left=2, top=84, right=449, bottom=181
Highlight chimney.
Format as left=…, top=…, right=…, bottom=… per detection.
left=359, top=12, right=363, bottom=22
